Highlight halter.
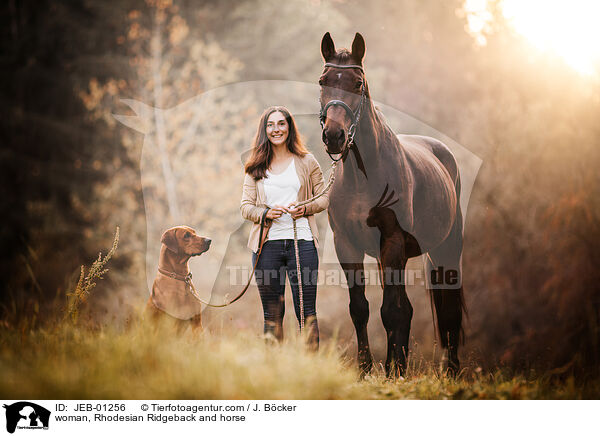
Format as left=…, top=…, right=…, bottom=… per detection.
left=319, top=63, right=367, bottom=162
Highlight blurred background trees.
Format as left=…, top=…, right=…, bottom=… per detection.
left=1, top=0, right=598, bottom=375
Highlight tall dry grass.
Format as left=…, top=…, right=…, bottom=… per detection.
left=1, top=318, right=597, bottom=399
left=1, top=223, right=599, bottom=400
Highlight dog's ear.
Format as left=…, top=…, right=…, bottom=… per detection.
left=160, top=228, right=180, bottom=253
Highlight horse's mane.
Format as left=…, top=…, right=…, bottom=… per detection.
left=334, top=49, right=353, bottom=64
left=331, top=49, right=398, bottom=149
left=361, top=74, right=398, bottom=149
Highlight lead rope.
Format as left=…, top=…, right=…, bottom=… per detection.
left=290, top=160, right=338, bottom=331
left=292, top=220, right=304, bottom=330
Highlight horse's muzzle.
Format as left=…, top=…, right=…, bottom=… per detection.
left=322, top=127, right=346, bottom=154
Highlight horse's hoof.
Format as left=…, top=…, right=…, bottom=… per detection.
left=447, top=360, right=460, bottom=378
left=358, top=358, right=373, bottom=378
left=385, top=364, right=406, bottom=380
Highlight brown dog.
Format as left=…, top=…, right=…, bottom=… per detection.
left=146, top=225, right=211, bottom=331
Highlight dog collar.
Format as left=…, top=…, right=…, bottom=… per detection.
left=158, top=267, right=192, bottom=283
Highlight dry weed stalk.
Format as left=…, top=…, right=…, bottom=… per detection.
left=65, top=227, right=120, bottom=323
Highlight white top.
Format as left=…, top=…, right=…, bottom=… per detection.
left=264, top=159, right=313, bottom=241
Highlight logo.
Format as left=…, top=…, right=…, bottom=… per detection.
left=3, top=402, right=50, bottom=434
left=113, top=80, right=482, bottom=308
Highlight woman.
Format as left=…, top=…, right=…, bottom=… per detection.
left=241, top=106, right=329, bottom=348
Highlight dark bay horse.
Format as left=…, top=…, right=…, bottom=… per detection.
left=319, top=32, right=465, bottom=377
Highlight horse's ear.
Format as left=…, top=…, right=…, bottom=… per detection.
left=351, top=32, right=365, bottom=64
left=321, top=32, right=336, bottom=62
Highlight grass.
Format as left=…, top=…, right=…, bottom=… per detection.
left=0, top=318, right=597, bottom=399
left=2, top=228, right=596, bottom=400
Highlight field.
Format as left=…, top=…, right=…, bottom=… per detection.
left=2, top=0, right=599, bottom=404
left=1, top=317, right=597, bottom=400
left=1, top=230, right=596, bottom=401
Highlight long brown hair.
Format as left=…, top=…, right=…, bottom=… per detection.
left=244, top=106, right=308, bottom=180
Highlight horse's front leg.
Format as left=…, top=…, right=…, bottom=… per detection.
left=334, top=236, right=372, bottom=375
left=341, top=261, right=373, bottom=375
left=380, top=238, right=412, bottom=378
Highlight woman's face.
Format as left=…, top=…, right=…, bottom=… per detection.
left=265, top=111, right=289, bottom=146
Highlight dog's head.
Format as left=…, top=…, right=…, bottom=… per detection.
left=160, top=226, right=211, bottom=256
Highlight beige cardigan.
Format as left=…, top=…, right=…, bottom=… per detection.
left=241, top=153, right=329, bottom=252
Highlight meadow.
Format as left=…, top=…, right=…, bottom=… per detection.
left=2, top=0, right=599, bottom=402
left=1, top=318, right=596, bottom=400
left=1, top=226, right=597, bottom=401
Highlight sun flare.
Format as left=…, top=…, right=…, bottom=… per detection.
left=464, top=0, right=600, bottom=75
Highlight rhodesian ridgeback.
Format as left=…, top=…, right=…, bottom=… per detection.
left=146, top=225, right=211, bottom=331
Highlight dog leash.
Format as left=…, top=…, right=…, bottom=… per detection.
left=160, top=161, right=338, bottom=309
left=157, top=208, right=271, bottom=308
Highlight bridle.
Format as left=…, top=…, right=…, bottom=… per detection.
left=319, top=63, right=367, bottom=162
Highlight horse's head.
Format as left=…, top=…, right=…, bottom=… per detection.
left=319, top=32, right=367, bottom=156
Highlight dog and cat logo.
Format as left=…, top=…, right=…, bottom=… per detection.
left=3, top=402, right=50, bottom=433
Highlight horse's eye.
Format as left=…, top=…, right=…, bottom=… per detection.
left=184, top=232, right=191, bottom=238
left=355, top=80, right=363, bottom=89
left=319, top=77, right=326, bottom=86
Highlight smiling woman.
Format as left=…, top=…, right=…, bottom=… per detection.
left=241, top=106, right=329, bottom=349
left=266, top=112, right=289, bottom=147
left=464, top=0, right=600, bottom=75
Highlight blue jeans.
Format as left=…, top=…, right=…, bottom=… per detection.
left=252, top=239, right=319, bottom=348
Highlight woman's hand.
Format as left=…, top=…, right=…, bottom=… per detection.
left=266, top=205, right=286, bottom=220
left=286, top=202, right=306, bottom=219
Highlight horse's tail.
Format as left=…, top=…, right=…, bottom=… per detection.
left=426, top=170, right=466, bottom=349
left=428, top=281, right=466, bottom=348
left=454, top=171, right=467, bottom=329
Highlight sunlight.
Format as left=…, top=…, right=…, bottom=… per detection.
left=464, top=0, right=600, bottom=75
left=503, top=0, right=600, bottom=75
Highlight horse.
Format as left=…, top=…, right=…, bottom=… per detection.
left=319, top=32, right=465, bottom=377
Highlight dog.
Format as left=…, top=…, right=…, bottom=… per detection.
left=146, top=225, right=211, bottom=331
